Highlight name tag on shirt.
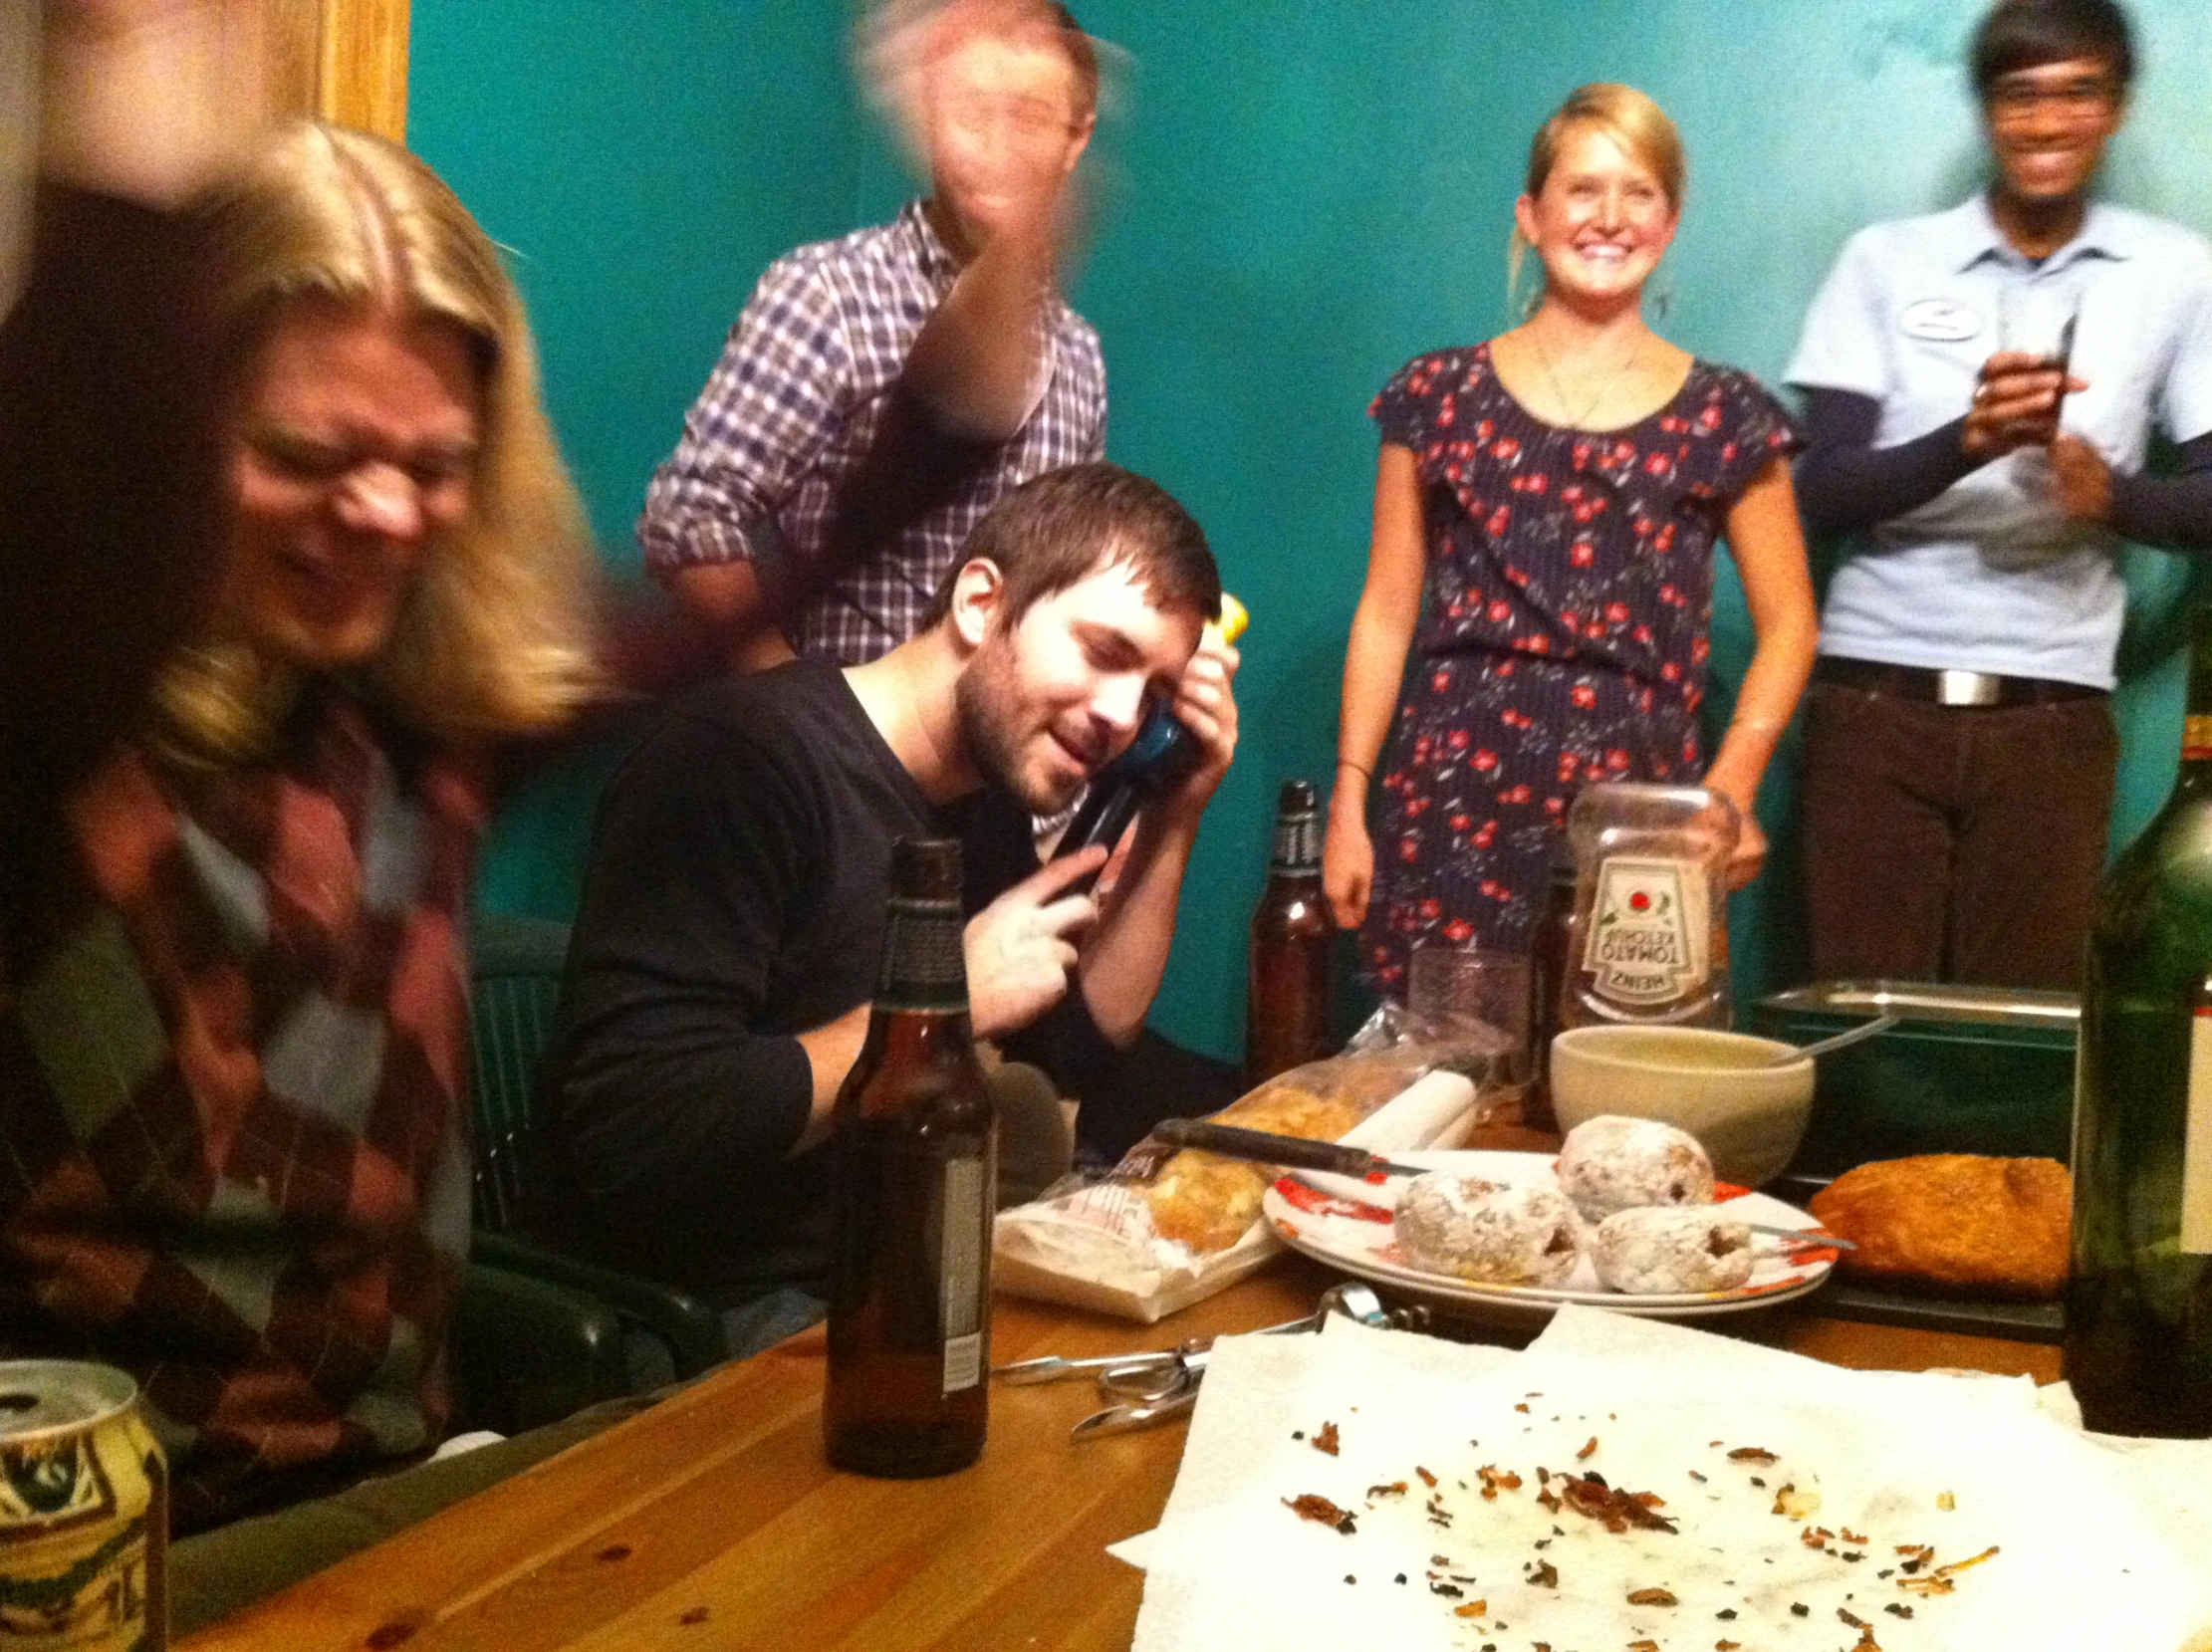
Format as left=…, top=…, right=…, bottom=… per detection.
left=1900, top=298, right=1983, bottom=344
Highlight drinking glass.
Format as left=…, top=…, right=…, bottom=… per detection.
left=1407, top=943, right=1532, bottom=1097
left=1994, top=283, right=2081, bottom=456
left=1996, top=281, right=2081, bottom=370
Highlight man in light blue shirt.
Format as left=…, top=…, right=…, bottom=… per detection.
left=1787, top=0, right=2212, bottom=988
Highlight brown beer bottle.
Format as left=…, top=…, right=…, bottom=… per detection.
left=1521, top=855, right=1578, bottom=1133
left=825, top=837, right=995, bottom=1477
left=1246, top=780, right=1333, bottom=1083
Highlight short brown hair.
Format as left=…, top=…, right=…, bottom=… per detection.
left=922, top=462, right=1220, bottom=632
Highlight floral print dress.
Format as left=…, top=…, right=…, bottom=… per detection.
left=1360, top=344, right=1798, bottom=993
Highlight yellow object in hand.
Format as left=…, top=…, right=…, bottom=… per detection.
left=1210, top=592, right=1249, bottom=647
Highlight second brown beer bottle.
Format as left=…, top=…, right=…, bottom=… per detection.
left=825, top=837, right=995, bottom=1477
left=1246, top=779, right=1333, bottom=1083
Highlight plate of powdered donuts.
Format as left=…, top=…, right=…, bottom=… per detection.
left=1261, top=1114, right=1842, bottom=1321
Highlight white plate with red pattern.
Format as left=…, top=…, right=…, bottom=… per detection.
left=1261, top=1149, right=1839, bottom=1322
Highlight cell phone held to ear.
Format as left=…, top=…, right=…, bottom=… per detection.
left=1051, top=594, right=1247, bottom=885
left=1052, top=707, right=1195, bottom=869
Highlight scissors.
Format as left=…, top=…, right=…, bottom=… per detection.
left=988, top=1283, right=1416, bottom=1441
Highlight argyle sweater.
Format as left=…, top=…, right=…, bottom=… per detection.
left=0, top=686, right=482, bottom=1534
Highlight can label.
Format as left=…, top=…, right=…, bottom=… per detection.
left=2184, top=1009, right=2212, bottom=1255
left=0, top=1368, right=165, bottom=1651
left=1582, top=855, right=1708, bottom=1008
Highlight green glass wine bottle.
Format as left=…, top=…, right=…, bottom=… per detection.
left=2066, top=607, right=2212, bottom=1437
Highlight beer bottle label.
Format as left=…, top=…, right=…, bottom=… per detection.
left=1582, top=855, right=1707, bottom=1008
left=1270, top=810, right=1321, bottom=871
left=877, top=897, right=968, bottom=1014
left=939, top=1154, right=987, bottom=1393
left=2184, top=714, right=2212, bottom=764
left=2184, top=1009, right=2212, bottom=1254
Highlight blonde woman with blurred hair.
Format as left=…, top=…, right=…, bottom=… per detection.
left=1324, top=84, right=1817, bottom=994
left=0, top=116, right=599, bottom=1538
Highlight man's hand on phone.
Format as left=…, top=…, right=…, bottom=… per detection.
left=964, top=845, right=1104, bottom=1040
left=1158, top=630, right=1240, bottom=817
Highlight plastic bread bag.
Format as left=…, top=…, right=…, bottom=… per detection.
left=993, top=1050, right=1495, bottom=1322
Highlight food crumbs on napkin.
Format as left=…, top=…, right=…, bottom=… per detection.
left=1110, top=1308, right=2212, bottom=1652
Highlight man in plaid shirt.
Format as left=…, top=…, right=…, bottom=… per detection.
left=641, top=1, right=1107, bottom=669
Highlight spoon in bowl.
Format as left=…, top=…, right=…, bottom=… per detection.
left=1768, top=1013, right=1898, bottom=1065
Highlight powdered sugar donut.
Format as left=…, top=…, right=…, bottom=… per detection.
left=1591, top=1205, right=1754, bottom=1295
left=1557, top=1114, right=1715, bottom=1222
left=1394, top=1174, right=1582, bottom=1287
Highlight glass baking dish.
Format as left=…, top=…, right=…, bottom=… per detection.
left=1753, top=980, right=2077, bottom=1176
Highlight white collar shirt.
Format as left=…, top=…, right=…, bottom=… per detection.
left=1787, top=192, right=2212, bottom=687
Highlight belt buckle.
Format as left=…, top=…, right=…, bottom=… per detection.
left=1935, top=669, right=2002, bottom=707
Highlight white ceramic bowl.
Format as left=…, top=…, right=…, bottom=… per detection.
left=1548, top=1026, right=1815, bottom=1189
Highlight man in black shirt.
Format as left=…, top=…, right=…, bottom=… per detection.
left=553, top=463, right=1235, bottom=1347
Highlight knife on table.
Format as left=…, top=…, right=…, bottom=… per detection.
left=1148, top=1117, right=1426, bottom=1179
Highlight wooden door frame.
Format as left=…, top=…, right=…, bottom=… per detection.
left=318, top=0, right=409, bottom=140
left=269, top=0, right=410, bottom=141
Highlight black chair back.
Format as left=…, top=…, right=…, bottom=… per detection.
left=466, top=914, right=574, bottom=1236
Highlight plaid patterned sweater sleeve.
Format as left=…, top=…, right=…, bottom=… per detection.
left=637, top=201, right=1107, bottom=664
left=0, top=691, right=481, bottom=1534
left=636, top=243, right=856, bottom=576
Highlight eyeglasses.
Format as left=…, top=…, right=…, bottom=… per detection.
left=938, top=91, right=1081, bottom=143
left=1986, top=77, right=2118, bottom=124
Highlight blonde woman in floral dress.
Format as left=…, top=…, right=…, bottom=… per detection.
left=1325, top=84, right=1818, bottom=993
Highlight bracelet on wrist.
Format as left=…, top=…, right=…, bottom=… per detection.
left=1336, top=758, right=1371, bottom=782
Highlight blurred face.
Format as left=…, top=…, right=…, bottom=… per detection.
left=222, top=300, right=482, bottom=672
left=1515, top=123, right=1678, bottom=310
left=953, top=557, right=1202, bottom=815
left=1983, top=57, right=2123, bottom=207
left=922, top=20, right=1093, bottom=250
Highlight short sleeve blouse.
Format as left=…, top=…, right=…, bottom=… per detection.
left=1370, top=345, right=1799, bottom=702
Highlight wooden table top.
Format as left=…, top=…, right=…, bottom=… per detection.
left=183, top=1255, right=2062, bottom=1652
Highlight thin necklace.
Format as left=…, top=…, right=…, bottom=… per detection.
left=1529, top=325, right=1645, bottom=430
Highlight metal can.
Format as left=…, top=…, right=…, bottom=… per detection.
left=0, top=1363, right=166, bottom=1651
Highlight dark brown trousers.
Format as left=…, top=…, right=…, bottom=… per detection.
left=1798, top=681, right=2118, bottom=992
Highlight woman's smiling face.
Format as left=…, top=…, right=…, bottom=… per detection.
left=1516, top=122, right=1679, bottom=311
left=221, top=298, right=482, bottom=672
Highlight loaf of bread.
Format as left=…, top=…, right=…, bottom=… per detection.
left=1140, top=1066, right=1407, bottom=1253
left=1808, top=1154, right=2071, bottom=1300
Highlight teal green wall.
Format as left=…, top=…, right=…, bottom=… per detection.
left=407, top=2, right=864, bottom=917
left=409, top=2, right=862, bottom=563
left=410, top=1, right=2212, bottom=1061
